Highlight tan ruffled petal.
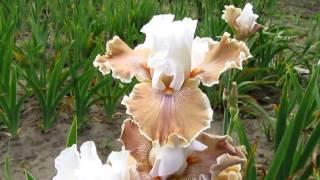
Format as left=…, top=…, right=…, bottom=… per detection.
left=119, top=119, right=152, bottom=173
left=222, top=5, right=241, bottom=30
left=211, top=155, right=244, bottom=179
left=122, top=79, right=213, bottom=147
left=175, top=133, right=246, bottom=179
left=214, top=164, right=242, bottom=180
left=93, top=36, right=151, bottom=83
left=191, top=32, right=250, bottom=87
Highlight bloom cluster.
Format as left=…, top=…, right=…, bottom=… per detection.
left=54, top=3, right=261, bottom=180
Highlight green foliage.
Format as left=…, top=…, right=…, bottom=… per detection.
left=19, top=48, right=72, bottom=130
left=66, top=116, right=78, bottom=147
left=97, top=74, right=134, bottom=121
left=24, top=170, right=36, bottom=180
left=266, top=65, right=320, bottom=179
left=3, top=157, right=12, bottom=180
left=0, top=4, right=27, bottom=137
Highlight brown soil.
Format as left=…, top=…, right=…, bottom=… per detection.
left=0, top=96, right=273, bottom=180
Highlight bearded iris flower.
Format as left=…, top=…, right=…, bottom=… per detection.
left=222, top=3, right=263, bottom=40
left=94, top=14, right=250, bottom=147
left=54, top=11, right=256, bottom=179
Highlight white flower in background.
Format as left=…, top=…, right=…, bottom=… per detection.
left=222, top=3, right=262, bottom=40
left=53, top=141, right=137, bottom=180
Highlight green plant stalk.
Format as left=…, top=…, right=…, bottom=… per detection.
left=66, top=116, right=78, bottom=147
left=274, top=80, right=288, bottom=150
left=228, top=82, right=257, bottom=179
left=299, top=154, right=320, bottom=180
left=24, top=170, right=36, bottom=180
left=291, top=117, right=320, bottom=174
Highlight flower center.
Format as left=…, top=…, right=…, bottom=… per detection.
left=164, top=87, right=174, bottom=95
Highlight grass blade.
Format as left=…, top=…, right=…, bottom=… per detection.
left=274, top=80, right=288, bottom=150
left=292, top=120, right=320, bottom=174
left=66, top=116, right=78, bottom=147
left=24, top=170, right=36, bottom=180
left=3, top=157, right=12, bottom=180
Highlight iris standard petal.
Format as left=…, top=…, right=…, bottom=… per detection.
left=53, top=144, right=80, bottom=180
left=149, top=143, right=186, bottom=177
left=107, top=149, right=136, bottom=180
left=93, top=36, right=151, bottom=83
left=79, top=141, right=103, bottom=166
left=191, top=37, right=216, bottom=70
left=221, top=5, right=241, bottom=31
left=141, top=14, right=197, bottom=90
left=122, top=79, right=212, bottom=147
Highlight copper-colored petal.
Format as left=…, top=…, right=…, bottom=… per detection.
left=191, top=32, right=250, bottom=87
left=211, top=155, right=245, bottom=179
left=93, top=36, right=151, bottom=83
left=122, top=79, right=213, bottom=147
left=251, top=23, right=263, bottom=34
left=120, top=119, right=153, bottom=173
left=235, top=23, right=263, bottom=41
left=175, top=133, right=246, bottom=179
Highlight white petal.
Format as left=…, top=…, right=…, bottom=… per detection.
left=107, top=149, right=135, bottom=180
left=141, top=14, right=197, bottom=90
left=79, top=141, right=102, bottom=166
left=76, top=141, right=107, bottom=180
left=169, top=67, right=185, bottom=91
left=149, top=145, right=185, bottom=177
left=53, top=145, right=80, bottom=180
left=188, top=140, right=208, bottom=152
left=191, top=37, right=216, bottom=70
left=236, top=3, right=259, bottom=32
left=141, top=14, right=175, bottom=35
left=53, top=141, right=129, bottom=180
left=107, top=150, right=129, bottom=167
left=152, top=68, right=166, bottom=90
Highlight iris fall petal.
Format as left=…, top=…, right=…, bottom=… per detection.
left=93, top=36, right=151, bottom=83
left=120, top=119, right=153, bottom=173
left=191, top=32, right=250, bottom=87
left=122, top=79, right=212, bottom=147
